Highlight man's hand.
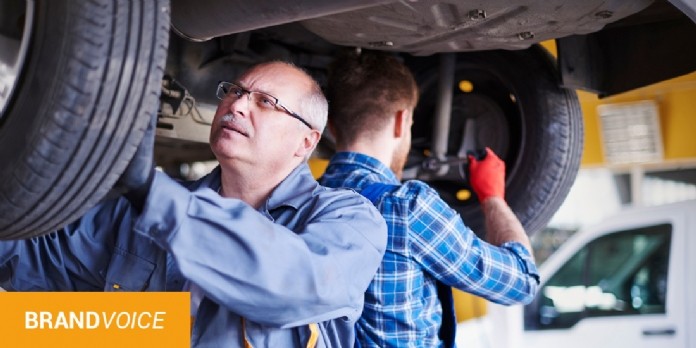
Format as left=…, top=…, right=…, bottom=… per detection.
left=468, top=147, right=505, bottom=203
left=114, top=114, right=157, bottom=212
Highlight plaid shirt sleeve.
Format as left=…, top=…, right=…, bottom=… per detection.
left=407, top=181, right=540, bottom=305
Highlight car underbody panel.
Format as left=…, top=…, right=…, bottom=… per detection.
left=172, top=0, right=653, bottom=54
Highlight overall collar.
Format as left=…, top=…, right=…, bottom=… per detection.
left=199, top=163, right=319, bottom=211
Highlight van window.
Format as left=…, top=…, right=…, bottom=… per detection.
left=525, top=223, right=671, bottom=330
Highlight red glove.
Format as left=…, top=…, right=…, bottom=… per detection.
left=468, top=147, right=505, bottom=202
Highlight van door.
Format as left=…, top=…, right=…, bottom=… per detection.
left=523, top=210, right=688, bottom=348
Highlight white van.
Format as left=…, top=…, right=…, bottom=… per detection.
left=460, top=199, right=695, bottom=348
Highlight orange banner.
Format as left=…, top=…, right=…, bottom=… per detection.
left=0, top=292, right=190, bottom=347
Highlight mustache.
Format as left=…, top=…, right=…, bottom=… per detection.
left=220, top=113, right=236, bottom=123
left=220, top=113, right=249, bottom=133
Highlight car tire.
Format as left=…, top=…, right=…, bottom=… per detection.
left=0, top=0, right=170, bottom=239
left=409, top=45, right=583, bottom=237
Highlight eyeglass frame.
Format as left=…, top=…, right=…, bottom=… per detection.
left=216, top=81, right=314, bottom=130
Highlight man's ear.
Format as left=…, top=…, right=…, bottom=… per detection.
left=393, top=109, right=409, bottom=138
left=295, top=129, right=322, bottom=158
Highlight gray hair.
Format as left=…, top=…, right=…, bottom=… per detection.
left=299, top=82, right=328, bottom=135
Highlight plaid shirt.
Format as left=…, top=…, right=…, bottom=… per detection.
left=320, top=152, right=539, bottom=348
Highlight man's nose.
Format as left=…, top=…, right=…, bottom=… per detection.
left=228, top=93, right=251, bottom=115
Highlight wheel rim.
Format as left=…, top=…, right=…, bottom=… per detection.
left=0, top=0, right=33, bottom=121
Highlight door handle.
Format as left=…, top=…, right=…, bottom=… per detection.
left=642, top=328, right=676, bottom=336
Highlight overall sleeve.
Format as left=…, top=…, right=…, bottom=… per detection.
left=0, top=199, right=130, bottom=291
left=408, top=185, right=539, bottom=305
left=134, top=172, right=387, bottom=328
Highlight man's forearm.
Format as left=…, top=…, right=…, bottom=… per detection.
left=482, top=197, right=533, bottom=255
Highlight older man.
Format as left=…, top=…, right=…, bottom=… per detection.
left=0, top=61, right=387, bottom=347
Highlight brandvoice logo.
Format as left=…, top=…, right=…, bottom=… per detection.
left=24, top=311, right=167, bottom=330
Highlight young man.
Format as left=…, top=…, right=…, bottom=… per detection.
left=0, top=61, right=388, bottom=347
left=320, top=51, right=539, bottom=347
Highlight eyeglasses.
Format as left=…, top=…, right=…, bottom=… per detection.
left=216, top=81, right=313, bottom=130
